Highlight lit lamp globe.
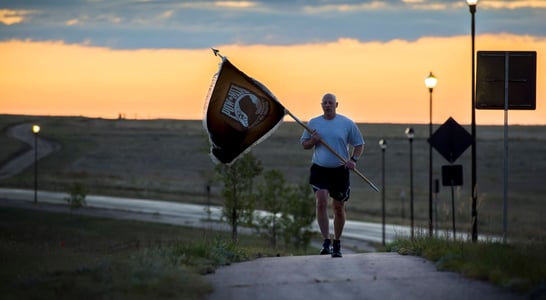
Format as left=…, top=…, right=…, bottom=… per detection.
left=405, top=127, right=415, bottom=140
left=32, top=125, right=41, bottom=134
left=424, top=72, right=438, bottom=90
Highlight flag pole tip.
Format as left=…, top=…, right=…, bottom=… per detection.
left=211, top=48, right=224, bottom=58
left=211, top=48, right=224, bottom=60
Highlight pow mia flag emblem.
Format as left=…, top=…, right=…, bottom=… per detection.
left=221, top=84, right=270, bottom=130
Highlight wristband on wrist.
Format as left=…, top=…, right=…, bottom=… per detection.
left=350, top=156, right=358, bottom=162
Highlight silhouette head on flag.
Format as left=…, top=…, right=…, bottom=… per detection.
left=203, top=58, right=286, bottom=164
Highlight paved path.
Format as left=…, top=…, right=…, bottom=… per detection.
left=206, top=253, right=523, bottom=300
left=0, top=123, right=60, bottom=179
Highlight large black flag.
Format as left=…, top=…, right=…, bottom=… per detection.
left=203, top=58, right=286, bottom=164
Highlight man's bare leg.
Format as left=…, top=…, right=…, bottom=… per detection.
left=332, top=200, right=345, bottom=257
left=316, top=189, right=330, bottom=240
left=332, top=200, right=345, bottom=240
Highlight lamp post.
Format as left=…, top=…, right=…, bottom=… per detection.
left=405, top=127, right=415, bottom=239
left=379, top=139, right=387, bottom=245
left=467, top=0, right=479, bottom=243
left=425, top=72, right=438, bottom=237
left=32, top=124, right=40, bottom=204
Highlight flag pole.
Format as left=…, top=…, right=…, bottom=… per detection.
left=285, top=109, right=380, bottom=192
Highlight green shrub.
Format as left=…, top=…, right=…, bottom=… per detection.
left=65, top=182, right=87, bottom=210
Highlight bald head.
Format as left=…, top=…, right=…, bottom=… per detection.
left=322, top=93, right=337, bottom=103
left=321, top=93, right=338, bottom=119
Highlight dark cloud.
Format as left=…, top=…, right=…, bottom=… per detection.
left=0, top=0, right=544, bottom=49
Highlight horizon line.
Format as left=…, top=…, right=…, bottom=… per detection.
left=2, top=113, right=545, bottom=127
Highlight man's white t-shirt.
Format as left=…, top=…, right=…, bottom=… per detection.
left=300, top=114, right=364, bottom=168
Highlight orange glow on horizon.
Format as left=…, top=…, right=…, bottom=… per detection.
left=1, top=34, right=545, bottom=125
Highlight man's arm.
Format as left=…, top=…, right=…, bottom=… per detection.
left=301, top=129, right=320, bottom=150
left=351, top=144, right=364, bottom=161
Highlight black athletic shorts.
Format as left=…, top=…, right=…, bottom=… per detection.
left=309, top=163, right=350, bottom=201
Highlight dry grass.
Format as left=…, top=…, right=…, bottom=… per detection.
left=1, top=114, right=545, bottom=242
left=0, top=206, right=295, bottom=300
left=387, top=236, right=546, bottom=294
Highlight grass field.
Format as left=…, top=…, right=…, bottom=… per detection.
left=1, top=114, right=545, bottom=242
left=0, top=205, right=314, bottom=300
left=1, top=114, right=545, bottom=298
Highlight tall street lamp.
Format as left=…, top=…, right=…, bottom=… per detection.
left=405, top=127, right=415, bottom=239
left=467, top=0, right=479, bottom=243
left=379, top=139, right=387, bottom=246
left=425, top=72, right=438, bottom=237
left=32, top=124, right=40, bottom=204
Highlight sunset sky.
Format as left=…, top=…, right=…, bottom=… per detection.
left=1, top=0, right=545, bottom=125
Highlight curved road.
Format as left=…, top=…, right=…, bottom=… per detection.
left=0, top=123, right=495, bottom=243
left=0, top=122, right=410, bottom=244
left=0, top=187, right=391, bottom=251
left=0, top=123, right=60, bottom=180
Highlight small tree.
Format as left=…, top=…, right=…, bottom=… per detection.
left=281, top=181, right=315, bottom=250
left=65, top=182, right=87, bottom=211
left=255, top=171, right=315, bottom=250
left=256, top=169, right=289, bottom=248
left=215, top=153, right=262, bottom=242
